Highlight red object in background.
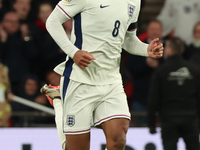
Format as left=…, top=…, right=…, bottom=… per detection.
left=138, top=31, right=148, bottom=42
left=35, top=19, right=47, bottom=32
left=124, top=81, right=134, bottom=99
left=8, top=119, right=12, bottom=127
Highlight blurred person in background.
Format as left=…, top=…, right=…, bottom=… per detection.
left=0, top=11, right=37, bottom=95
left=10, top=74, right=49, bottom=126
left=12, top=0, right=32, bottom=22
left=35, top=2, right=66, bottom=80
left=188, top=22, right=200, bottom=64
left=0, top=60, right=12, bottom=127
left=127, top=19, right=164, bottom=126
left=148, top=37, right=200, bottom=150
left=12, top=0, right=41, bottom=64
left=157, top=0, right=200, bottom=45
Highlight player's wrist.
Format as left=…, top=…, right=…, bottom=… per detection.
left=68, top=48, right=79, bottom=59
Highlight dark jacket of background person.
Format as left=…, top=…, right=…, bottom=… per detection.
left=148, top=55, right=200, bottom=121
left=0, top=31, right=37, bottom=94
left=148, top=37, right=200, bottom=150
left=0, top=12, right=37, bottom=95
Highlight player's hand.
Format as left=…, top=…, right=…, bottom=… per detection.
left=73, top=50, right=96, bottom=69
left=147, top=38, right=164, bottom=59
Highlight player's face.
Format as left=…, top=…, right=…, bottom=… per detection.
left=38, top=4, right=53, bottom=23
left=194, top=24, right=200, bottom=39
left=147, top=22, right=163, bottom=40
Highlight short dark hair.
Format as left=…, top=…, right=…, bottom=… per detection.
left=166, top=37, right=185, bottom=54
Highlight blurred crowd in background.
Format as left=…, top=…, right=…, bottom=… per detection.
left=0, top=0, right=200, bottom=127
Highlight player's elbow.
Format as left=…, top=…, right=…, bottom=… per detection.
left=46, top=12, right=57, bottom=32
left=46, top=16, right=52, bottom=32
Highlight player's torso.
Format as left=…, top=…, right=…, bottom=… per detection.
left=71, top=0, right=139, bottom=54
left=69, top=0, right=140, bottom=85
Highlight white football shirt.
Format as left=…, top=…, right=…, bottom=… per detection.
left=53, top=0, right=141, bottom=85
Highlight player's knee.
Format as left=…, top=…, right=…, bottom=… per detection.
left=115, top=126, right=128, bottom=148
left=109, top=130, right=127, bottom=149
left=111, top=135, right=126, bottom=149
left=115, top=136, right=126, bottom=148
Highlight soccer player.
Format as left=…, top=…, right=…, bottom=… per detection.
left=44, top=0, right=164, bottom=149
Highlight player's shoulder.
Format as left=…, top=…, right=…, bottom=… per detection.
left=59, top=0, right=88, bottom=5
left=130, top=0, right=140, bottom=6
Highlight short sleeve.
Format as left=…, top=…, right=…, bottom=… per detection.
left=57, top=0, right=88, bottom=18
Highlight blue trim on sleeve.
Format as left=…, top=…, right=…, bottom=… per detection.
left=74, top=13, right=83, bottom=49
left=63, top=13, right=83, bottom=77
left=62, top=13, right=83, bottom=101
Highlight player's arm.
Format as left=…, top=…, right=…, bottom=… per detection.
left=46, top=0, right=95, bottom=69
left=122, top=0, right=163, bottom=58
left=122, top=23, right=163, bottom=58
left=46, top=2, right=78, bottom=58
left=122, top=23, right=148, bottom=56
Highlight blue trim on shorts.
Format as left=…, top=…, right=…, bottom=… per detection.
left=62, top=76, right=70, bottom=102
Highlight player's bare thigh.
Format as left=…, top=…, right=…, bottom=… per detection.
left=65, top=132, right=90, bottom=150
left=101, top=118, right=130, bottom=150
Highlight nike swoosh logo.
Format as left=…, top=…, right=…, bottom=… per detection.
left=100, top=4, right=110, bottom=8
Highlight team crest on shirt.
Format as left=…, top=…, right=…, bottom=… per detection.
left=128, top=4, right=135, bottom=19
left=67, top=115, right=75, bottom=127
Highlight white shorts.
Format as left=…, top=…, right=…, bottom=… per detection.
left=60, top=76, right=131, bottom=135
